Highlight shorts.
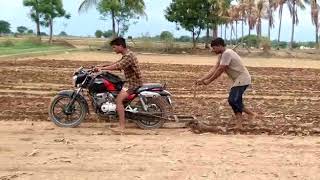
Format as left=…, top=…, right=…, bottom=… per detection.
left=228, top=85, right=249, bottom=113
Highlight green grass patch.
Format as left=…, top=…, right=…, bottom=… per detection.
left=0, top=38, right=72, bottom=56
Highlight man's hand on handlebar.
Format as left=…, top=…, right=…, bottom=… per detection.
left=93, top=66, right=101, bottom=72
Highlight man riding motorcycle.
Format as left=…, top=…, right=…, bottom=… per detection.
left=94, top=37, right=143, bottom=131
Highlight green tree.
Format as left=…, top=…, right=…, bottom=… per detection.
left=58, top=31, right=67, bottom=36
left=160, top=31, right=174, bottom=40
left=0, top=20, right=11, bottom=35
left=39, top=0, right=70, bottom=43
left=103, top=30, right=113, bottom=38
left=23, top=0, right=42, bottom=37
left=165, top=0, right=230, bottom=48
left=40, top=32, right=48, bottom=36
left=177, top=35, right=192, bottom=42
left=238, top=34, right=270, bottom=47
left=165, top=0, right=207, bottom=48
left=95, top=30, right=103, bottom=38
left=17, top=26, right=28, bottom=34
left=79, top=0, right=146, bottom=37
left=27, top=29, right=34, bottom=34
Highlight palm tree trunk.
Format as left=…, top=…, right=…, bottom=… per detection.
left=268, top=23, right=271, bottom=40
left=235, top=21, right=238, bottom=43
left=258, top=18, right=262, bottom=37
left=268, top=0, right=272, bottom=40
left=316, top=22, right=319, bottom=49
left=49, top=18, right=53, bottom=44
left=230, top=24, right=233, bottom=45
left=248, top=9, right=252, bottom=36
left=241, top=20, right=244, bottom=47
left=242, top=20, right=244, bottom=38
left=224, top=24, right=227, bottom=41
left=290, top=3, right=296, bottom=49
left=268, top=14, right=271, bottom=40
left=212, top=24, right=218, bottom=39
left=229, top=23, right=232, bottom=44
left=277, top=5, right=283, bottom=49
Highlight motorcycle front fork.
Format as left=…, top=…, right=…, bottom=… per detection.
left=65, top=88, right=82, bottom=113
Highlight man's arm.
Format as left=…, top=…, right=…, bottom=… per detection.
left=96, top=55, right=131, bottom=71
left=198, top=65, right=218, bottom=82
left=196, top=59, right=220, bottom=84
left=203, top=65, right=228, bottom=85
left=203, top=51, right=231, bottom=85
left=96, top=61, right=116, bottom=67
left=99, top=63, right=119, bottom=71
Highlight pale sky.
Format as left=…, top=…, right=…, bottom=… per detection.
left=0, top=0, right=316, bottom=42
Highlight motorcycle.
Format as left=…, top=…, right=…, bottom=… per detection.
left=48, top=67, right=173, bottom=129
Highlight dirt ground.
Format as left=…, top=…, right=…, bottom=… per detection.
left=1, top=52, right=320, bottom=179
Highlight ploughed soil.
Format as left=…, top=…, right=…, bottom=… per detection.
left=1, top=53, right=320, bottom=179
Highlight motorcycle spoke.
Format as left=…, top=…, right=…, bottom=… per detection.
left=66, top=115, right=71, bottom=122
left=56, top=101, right=66, bottom=109
left=54, top=110, right=65, bottom=119
left=70, top=111, right=80, bottom=119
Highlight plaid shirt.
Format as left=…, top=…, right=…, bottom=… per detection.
left=114, top=51, right=143, bottom=90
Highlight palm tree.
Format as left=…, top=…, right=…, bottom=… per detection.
left=287, top=0, right=309, bottom=49
left=276, top=0, right=286, bottom=48
left=236, top=2, right=247, bottom=45
left=256, top=0, right=267, bottom=38
left=215, top=0, right=231, bottom=39
left=238, top=0, right=247, bottom=40
left=246, top=0, right=256, bottom=36
left=267, top=0, right=278, bottom=40
left=311, top=0, right=319, bottom=48
left=229, top=5, right=241, bottom=42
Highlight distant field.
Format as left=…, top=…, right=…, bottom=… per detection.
left=0, top=37, right=76, bottom=57
left=1, top=36, right=320, bottom=60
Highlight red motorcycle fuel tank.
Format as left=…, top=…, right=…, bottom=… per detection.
left=103, top=79, right=116, bottom=91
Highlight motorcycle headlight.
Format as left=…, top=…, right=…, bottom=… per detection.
left=72, top=75, right=78, bottom=86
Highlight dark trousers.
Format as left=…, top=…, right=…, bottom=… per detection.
left=228, top=85, right=249, bottom=114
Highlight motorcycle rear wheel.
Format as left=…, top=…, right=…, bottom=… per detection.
left=135, top=97, right=169, bottom=129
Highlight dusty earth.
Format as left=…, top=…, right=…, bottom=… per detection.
left=1, top=52, right=320, bottom=179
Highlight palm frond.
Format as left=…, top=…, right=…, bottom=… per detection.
left=78, top=0, right=99, bottom=13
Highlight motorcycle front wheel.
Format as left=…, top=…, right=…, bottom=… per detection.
left=49, top=94, right=87, bottom=128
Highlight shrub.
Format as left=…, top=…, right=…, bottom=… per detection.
left=1, top=39, right=14, bottom=47
left=95, top=30, right=103, bottom=38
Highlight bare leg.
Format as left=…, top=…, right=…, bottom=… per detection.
left=115, top=89, right=129, bottom=130
left=234, top=112, right=244, bottom=129
left=243, top=107, right=257, bottom=119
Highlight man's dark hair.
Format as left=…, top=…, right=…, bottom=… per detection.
left=110, top=37, right=127, bottom=48
left=211, top=38, right=226, bottom=47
